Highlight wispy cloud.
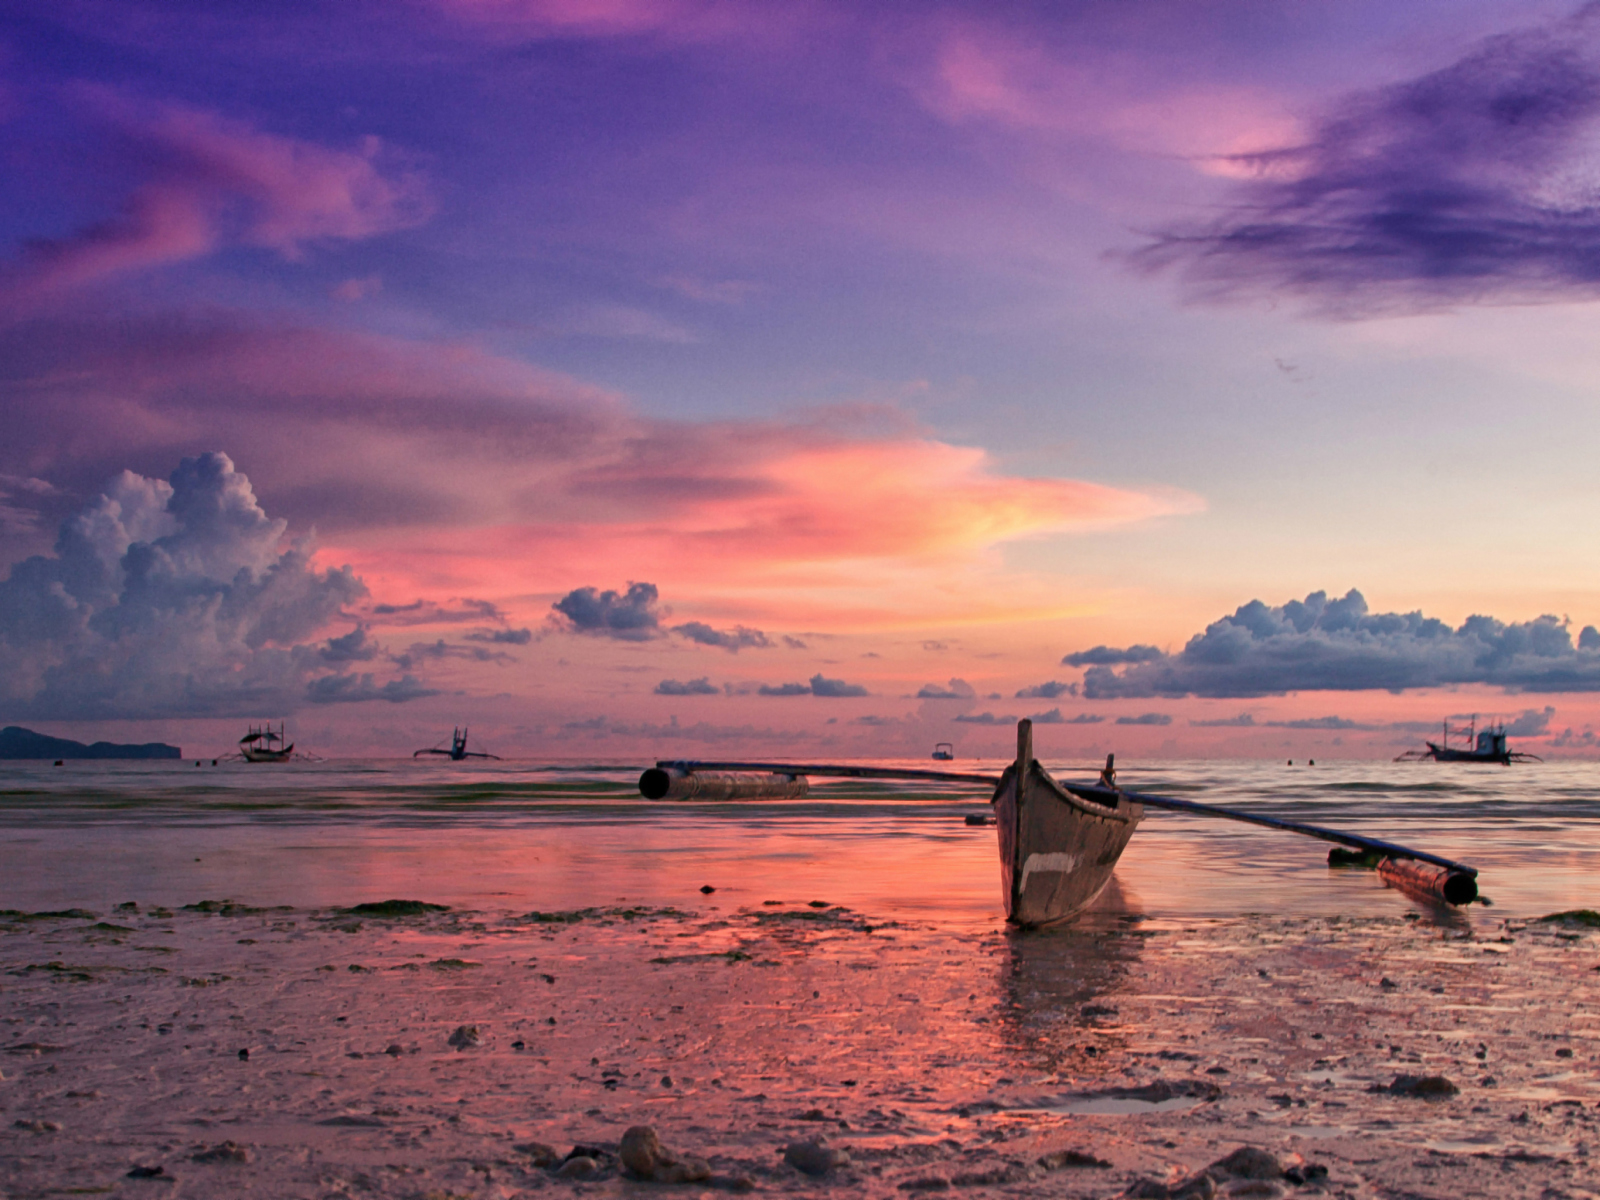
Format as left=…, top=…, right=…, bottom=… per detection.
left=1015, top=680, right=1077, bottom=699
left=655, top=677, right=719, bottom=696
left=917, top=677, right=975, bottom=700
left=1134, top=8, right=1600, bottom=314
left=1, top=87, right=428, bottom=312
left=1115, top=712, right=1172, bottom=726
left=672, top=621, right=769, bottom=652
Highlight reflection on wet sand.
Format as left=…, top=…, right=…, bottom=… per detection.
left=997, top=878, right=1145, bottom=1076
left=1, top=893, right=1596, bottom=1198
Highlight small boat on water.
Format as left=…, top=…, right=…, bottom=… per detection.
left=931, top=742, right=954, bottom=760
left=239, top=723, right=293, bottom=763
left=413, top=727, right=501, bottom=761
left=644, top=719, right=1481, bottom=922
left=1395, top=716, right=1542, bottom=765
left=993, top=719, right=1142, bottom=925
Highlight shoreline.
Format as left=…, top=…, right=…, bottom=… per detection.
left=3, top=898, right=1595, bottom=1197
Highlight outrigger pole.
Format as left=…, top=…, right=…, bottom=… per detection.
left=644, top=759, right=1479, bottom=906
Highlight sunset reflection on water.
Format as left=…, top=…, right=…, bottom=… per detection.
left=1, top=756, right=1596, bottom=921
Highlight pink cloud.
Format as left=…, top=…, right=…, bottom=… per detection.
left=0, top=315, right=1199, bottom=628
left=917, top=22, right=1302, bottom=166
left=429, top=0, right=803, bottom=42
left=1, top=89, right=429, bottom=309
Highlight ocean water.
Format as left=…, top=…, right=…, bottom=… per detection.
left=1, top=756, right=1594, bottom=924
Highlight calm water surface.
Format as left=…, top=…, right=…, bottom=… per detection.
left=1, top=757, right=1594, bottom=922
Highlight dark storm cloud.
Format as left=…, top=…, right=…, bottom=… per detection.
left=1061, top=645, right=1164, bottom=668
left=1135, top=6, right=1600, bottom=313
left=672, top=621, right=769, bottom=652
left=1115, top=712, right=1173, bottom=726
left=917, top=678, right=976, bottom=700
left=1081, top=589, right=1600, bottom=699
left=0, top=453, right=431, bottom=718
left=655, top=677, right=719, bottom=696
left=550, top=582, right=662, bottom=641
left=1015, top=680, right=1077, bottom=699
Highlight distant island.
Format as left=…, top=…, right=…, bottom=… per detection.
left=0, top=726, right=182, bottom=760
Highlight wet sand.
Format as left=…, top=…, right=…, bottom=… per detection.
left=2, top=896, right=1596, bottom=1198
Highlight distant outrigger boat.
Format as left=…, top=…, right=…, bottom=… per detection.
left=1395, top=716, right=1542, bottom=765
left=239, top=723, right=293, bottom=763
left=413, top=727, right=501, bottom=762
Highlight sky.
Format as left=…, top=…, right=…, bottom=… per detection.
left=5, top=0, right=1600, bottom=759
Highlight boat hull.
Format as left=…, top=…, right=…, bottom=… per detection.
left=993, top=750, right=1142, bottom=927
left=242, top=745, right=294, bottom=763
left=1424, top=742, right=1509, bottom=765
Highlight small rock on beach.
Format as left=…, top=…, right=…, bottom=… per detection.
left=784, top=1137, right=850, bottom=1176
left=619, top=1125, right=712, bottom=1183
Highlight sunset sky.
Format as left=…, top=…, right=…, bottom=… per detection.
left=5, top=0, right=1600, bottom=758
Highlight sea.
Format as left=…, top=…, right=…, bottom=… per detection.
left=0, top=756, right=1594, bottom=924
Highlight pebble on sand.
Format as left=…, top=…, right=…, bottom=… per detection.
left=447, top=1024, right=482, bottom=1050
left=1383, top=1074, right=1458, bottom=1098
left=1122, top=1145, right=1302, bottom=1199
left=192, top=1141, right=252, bottom=1164
left=513, top=1141, right=561, bottom=1166
left=619, top=1125, right=712, bottom=1183
left=556, top=1156, right=600, bottom=1180
left=784, top=1137, right=850, bottom=1176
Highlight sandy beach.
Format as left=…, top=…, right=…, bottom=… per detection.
left=3, top=895, right=1595, bottom=1199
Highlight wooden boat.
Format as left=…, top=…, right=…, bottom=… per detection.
left=993, top=718, right=1142, bottom=926
left=645, top=719, right=1480, bottom=916
left=239, top=723, right=293, bottom=763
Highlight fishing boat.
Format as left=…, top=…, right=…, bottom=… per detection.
left=413, top=727, right=501, bottom=761
left=931, top=742, right=954, bottom=760
left=239, top=723, right=293, bottom=763
left=993, top=719, right=1143, bottom=925
left=644, top=719, right=1481, bottom=919
left=1395, top=716, right=1542, bottom=765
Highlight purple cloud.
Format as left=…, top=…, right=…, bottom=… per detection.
left=0, top=452, right=433, bottom=718
left=551, top=582, right=662, bottom=641
left=672, top=621, right=769, bottom=652
left=1084, top=589, right=1600, bottom=698
left=1135, top=8, right=1600, bottom=313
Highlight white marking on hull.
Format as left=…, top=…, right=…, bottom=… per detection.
left=1020, top=851, right=1081, bottom=892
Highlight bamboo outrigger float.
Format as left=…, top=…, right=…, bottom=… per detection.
left=646, top=718, right=1480, bottom=924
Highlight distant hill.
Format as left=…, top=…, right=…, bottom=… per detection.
left=0, top=726, right=182, bottom=760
